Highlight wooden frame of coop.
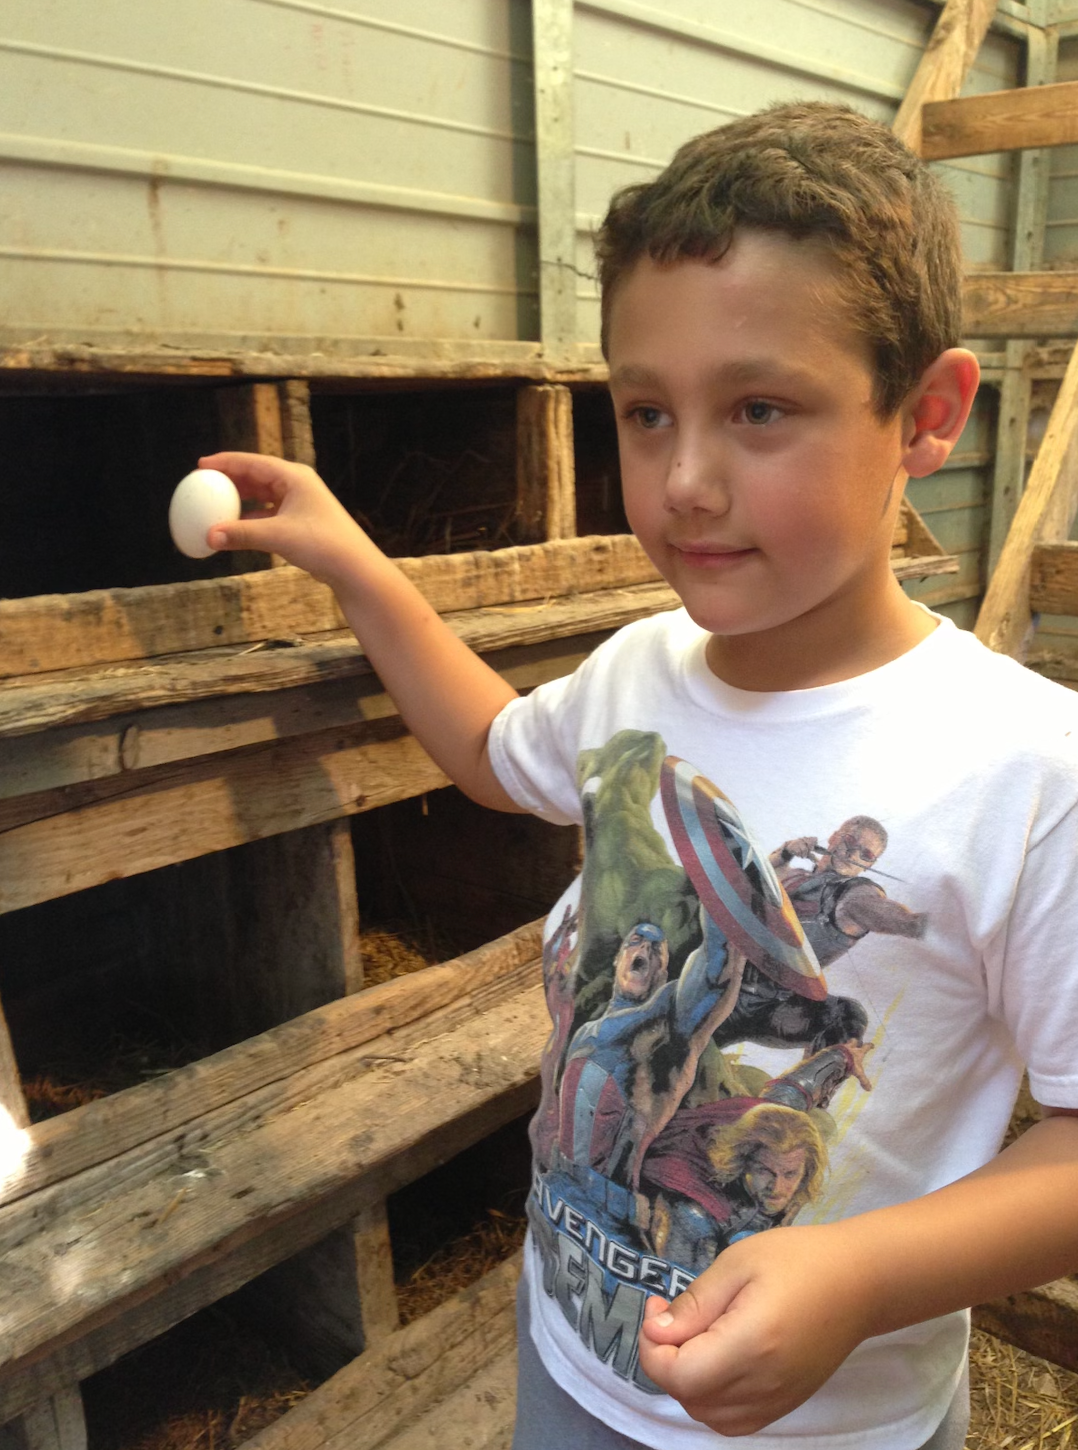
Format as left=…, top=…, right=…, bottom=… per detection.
left=3, top=1, right=1078, bottom=1445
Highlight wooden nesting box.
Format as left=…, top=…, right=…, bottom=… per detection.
left=0, top=352, right=965, bottom=1446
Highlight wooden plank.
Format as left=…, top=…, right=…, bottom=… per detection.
left=0, top=922, right=541, bottom=1210
left=0, top=722, right=448, bottom=914
left=0, top=631, right=612, bottom=803
left=281, top=380, right=317, bottom=468
left=0, top=586, right=675, bottom=742
left=922, top=78, right=1078, bottom=161
left=891, top=0, right=999, bottom=155
left=0, top=1071, right=534, bottom=1422
left=0, top=535, right=661, bottom=679
left=976, top=342, right=1078, bottom=656
left=193, top=1258, right=520, bottom=1450
left=217, top=382, right=289, bottom=571
left=351, top=1200, right=401, bottom=1345
left=892, top=553, right=959, bottom=580
left=0, top=967, right=548, bottom=1390
left=963, top=272, right=1078, bottom=338
left=1030, top=540, right=1078, bottom=614
left=0, top=340, right=609, bottom=385
left=973, top=1277, right=1078, bottom=1373
left=515, top=386, right=576, bottom=543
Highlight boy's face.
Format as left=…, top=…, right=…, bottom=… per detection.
left=607, top=234, right=911, bottom=671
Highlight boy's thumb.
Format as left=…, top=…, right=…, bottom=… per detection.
left=207, top=520, right=271, bottom=553
left=642, top=1287, right=712, bottom=1345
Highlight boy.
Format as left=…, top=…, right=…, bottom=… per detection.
left=201, top=103, right=1078, bottom=1450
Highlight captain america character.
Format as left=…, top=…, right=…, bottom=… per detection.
left=543, top=908, right=745, bottom=1249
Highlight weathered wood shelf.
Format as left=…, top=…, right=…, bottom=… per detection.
left=244, top=1257, right=520, bottom=1450
left=0, top=925, right=546, bottom=1423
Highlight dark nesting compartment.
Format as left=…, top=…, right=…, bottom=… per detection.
left=310, top=384, right=521, bottom=557
left=0, top=790, right=575, bottom=1123
left=0, top=384, right=233, bottom=599
left=79, top=1259, right=317, bottom=1450
left=573, top=387, right=628, bottom=537
left=351, top=785, right=580, bottom=959
left=0, top=831, right=355, bottom=1121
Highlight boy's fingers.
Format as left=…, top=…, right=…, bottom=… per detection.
left=198, top=451, right=302, bottom=503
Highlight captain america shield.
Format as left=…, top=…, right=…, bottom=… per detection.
left=660, top=755, right=827, bottom=1001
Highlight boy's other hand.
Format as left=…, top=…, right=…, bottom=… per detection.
left=199, top=451, right=369, bottom=589
left=638, top=1224, right=873, bottom=1435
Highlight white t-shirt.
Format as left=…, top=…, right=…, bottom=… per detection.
left=488, top=607, right=1078, bottom=1450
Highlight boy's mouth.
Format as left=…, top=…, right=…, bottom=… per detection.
left=672, top=542, right=757, bottom=567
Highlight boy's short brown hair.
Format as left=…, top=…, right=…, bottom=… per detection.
left=596, top=102, right=962, bottom=417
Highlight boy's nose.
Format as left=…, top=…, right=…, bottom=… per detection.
left=663, top=436, right=730, bottom=514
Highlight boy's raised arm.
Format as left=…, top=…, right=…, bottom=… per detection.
left=200, top=452, right=524, bottom=813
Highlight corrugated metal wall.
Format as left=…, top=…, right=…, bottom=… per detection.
left=0, top=0, right=538, bottom=352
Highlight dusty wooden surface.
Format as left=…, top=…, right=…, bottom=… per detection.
left=974, top=1276, right=1078, bottom=1373
left=1029, top=540, right=1078, bottom=616
left=0, top=534, right=663, bottom=679
left=964, top=272, right=1078, bottom=338
left=0, top=921, right=542, bottom=1210
left=0, top=584, right=677, bottom=742
left=891, top=0, right=998, bottom=154
left=515, top=385, right=576, bottom=544
left=0, top=939, right=547, bottom=1415
left=243, top=1256, right=519, bottom=1450
left=922, top=78, right=1078, bottom=161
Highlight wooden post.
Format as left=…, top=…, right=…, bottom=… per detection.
left=279, top=379, right=317, bottom=468
left=532, top=0, right=576, bottom=363
left=216, top=382, right=288, bottom=572
left=976, top=340, right=1078, bottom=656
left=516, top=384, right=576, bottom=543
left=987, top=22, right=1057, bottom=580
left=892, top=0, right=999, bottom=154
left=0, top=1392, right=86, bottom=1450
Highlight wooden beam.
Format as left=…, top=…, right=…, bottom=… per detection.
left=0, top=626, right=624, bottom=802
left=532, top=0, right=577, bottom=361
left=976, top=342, right=1078, bottom=656
left=0, top=535, right=661, bottom=679
left=1030, top=540, right=1078, bottom=615
left=922, top=78, right=1078, bottom=160
left=0, top=339, right=609, bottom=385
left=515, top=385, right=577, bottom=542
left=0, top=961, right=547, bottom=1396
left=964, top=272, right=1078, bottom=338
left=0, top=922, right=541, bottom=1209
left=974, top=1277, right=1078, bottom=1373
left=0, top=722, right=451, bottom=914
left=892, top=0, right=999, bottom=154
left=242, top=1257, right=519, bottom=1450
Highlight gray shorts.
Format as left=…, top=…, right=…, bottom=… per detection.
left=511, top=1278, right=970, bottom=1450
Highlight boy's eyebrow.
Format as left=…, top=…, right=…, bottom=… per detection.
left=610, top=359, right=819, bottom=390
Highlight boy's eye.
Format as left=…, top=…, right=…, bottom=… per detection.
left=742, top=400, right=781, bottom=425
left=629, top=405, right=671, bottom=430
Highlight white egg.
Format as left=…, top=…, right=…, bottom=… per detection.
left=168, top=469, right=241, bottom=558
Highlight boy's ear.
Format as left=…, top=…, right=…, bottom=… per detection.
left=900, top=348, right=980, bottom=480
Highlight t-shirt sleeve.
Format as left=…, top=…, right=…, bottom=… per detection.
left=990, top=791, right=1078, bottom=1110
left=488, top=669, right=588, bottom=826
